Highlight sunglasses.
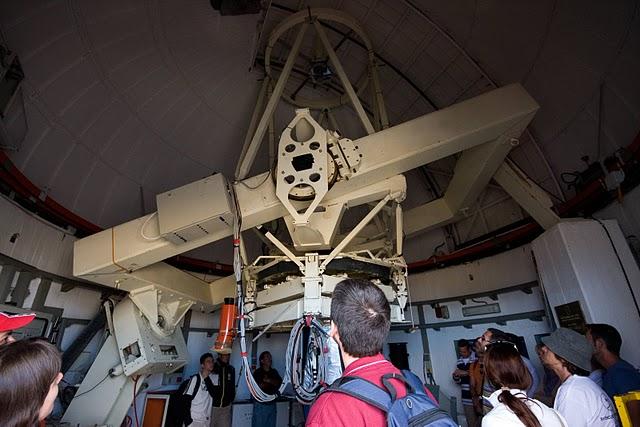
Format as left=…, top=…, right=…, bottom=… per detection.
left=484, top=340, right=519, bottom=352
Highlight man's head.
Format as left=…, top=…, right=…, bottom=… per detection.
left=218, top=352, right=230, bottom=365
left=458, top=340, right=472, bottom=358
left=0, top=312, right=36, bottom=346
left=259, top=351, right=272, bottom=369
left=329, top=279, right=390, bottom=358
left=586, top=323, right=622, bottom=362
left=477, top=328, right=508, bottom=354
left=200, top=352, right=214, bottom=373
left=473, top=338, right=483, bottom=355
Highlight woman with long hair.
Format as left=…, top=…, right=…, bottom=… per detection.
left=0, top=338, right=63, bottom=426
left=482, top=341, right=566, bottom=427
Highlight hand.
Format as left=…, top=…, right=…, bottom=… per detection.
left=453, top=369, right=468, bottom=377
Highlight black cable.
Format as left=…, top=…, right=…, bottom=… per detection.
left=592, top=218, right=640, bottom=319
left=71, top=372, right=111, bottom=398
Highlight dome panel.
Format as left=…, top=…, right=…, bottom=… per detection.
left=40, top=59, right=102, bottom=114
left=21, top=32, right=85, bottom=91
left=81, top=100, right=131, bottom=154
left=59, top=83, right=113, bottom=137
left=21, top=126, right=75, bottom=190
left=49, top=143, right=96, bottom=209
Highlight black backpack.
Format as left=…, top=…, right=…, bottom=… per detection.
left=167, top=374, right=201, bottom=427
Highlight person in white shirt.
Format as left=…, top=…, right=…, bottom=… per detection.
left=184, top=353, right=216, bottom=427
left=482, top=340, right=566, bottom=427
left=539, top=328, right=618, bottom=427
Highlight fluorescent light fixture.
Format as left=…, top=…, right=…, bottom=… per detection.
left=462, top=303, right=501, bottom=317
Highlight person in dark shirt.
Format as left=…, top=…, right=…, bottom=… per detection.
left=211, top=351, right=235, bottom=427
left=587, top=323, right=640, bottom=425
left=251, top=351, right=282, bottom=427
left=453, top=339, right=478, bottom=427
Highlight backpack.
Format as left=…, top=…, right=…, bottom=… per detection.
left=323, top=372, right=457, bottom=427
left=168, top=374, right=201, bottom=427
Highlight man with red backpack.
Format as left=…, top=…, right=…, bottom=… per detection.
left=306, top=279, right=455, bottom=427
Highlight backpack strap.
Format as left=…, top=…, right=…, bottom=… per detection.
left=323, top=376, right=392, bottom=413
left=381, top=372, right=415, bottom=400
left=184, top=374, right=201, bottom=400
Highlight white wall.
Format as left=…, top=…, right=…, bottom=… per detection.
left=0, top=195, right=75, bottom=277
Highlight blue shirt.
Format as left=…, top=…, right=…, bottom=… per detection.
left=603, top=359, right=640, bottom=398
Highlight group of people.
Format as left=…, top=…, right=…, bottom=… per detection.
left=181, top=350, right=236, bottom=427
left=2, top=278, right=639, bottom=427
left=453, top=324, right=640, bottom=426
left=183, top=348, right=282, bottom=427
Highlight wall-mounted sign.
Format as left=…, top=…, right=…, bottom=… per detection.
left=554, top=301, right=586, bottom=334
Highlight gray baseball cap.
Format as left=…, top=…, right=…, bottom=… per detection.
left=541, top=327, right=592, bottom=371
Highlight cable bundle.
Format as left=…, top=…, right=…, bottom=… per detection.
left=229, top=183, right=330, bottom=403
left=287, top=317, right=329, bottom=404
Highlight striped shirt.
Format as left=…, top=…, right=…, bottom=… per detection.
left=455, top=352, right=477, bottom=405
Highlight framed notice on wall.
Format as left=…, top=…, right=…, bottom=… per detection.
left=554, top=301, right=587, bottom=334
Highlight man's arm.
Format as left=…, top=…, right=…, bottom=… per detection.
left=453, top=368, right=469, bottom=377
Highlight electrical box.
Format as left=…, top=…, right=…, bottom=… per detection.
left=113, top=298, right=188, bottom=376
left=532, top=219, right=640, bottom=367
left=156, top=174, right=233, bottom=245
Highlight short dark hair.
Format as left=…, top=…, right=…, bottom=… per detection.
left=331, top=279, right=390, bottom=358
left=200, top=352, right=213, bottom=365
left=458, top=340, right=472, bottom=350
left=259, top=351, right=271, bottom=362
left=587, top=323, right=622, bottom=356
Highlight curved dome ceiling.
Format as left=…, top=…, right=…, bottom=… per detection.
left=0, top=0, right=638, bottom=261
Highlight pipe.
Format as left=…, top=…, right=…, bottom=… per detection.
left=213, top=297, right=237, bottom=354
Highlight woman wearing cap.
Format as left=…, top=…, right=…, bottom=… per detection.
left=0, top=338, right=63, bottom=426
left=482, top=341, right=566, bottom=427
left=539, top=328, right=618, bottom=427
left=0, top=311, right=36, bottom=345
